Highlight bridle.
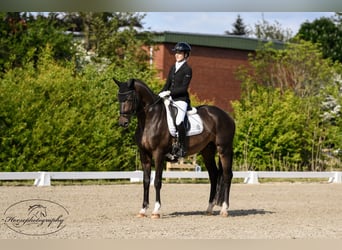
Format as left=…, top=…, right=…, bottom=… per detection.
left=117, top=89, right=138, bottom=116
left=118, top=88, right=162, bottom=117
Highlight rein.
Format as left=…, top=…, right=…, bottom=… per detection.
left=118, top=89, right=162, bottom=116
left=145, top=96, right=163, bottom=111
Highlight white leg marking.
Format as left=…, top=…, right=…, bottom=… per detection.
left=206, top=202, right=215, bottom=215
left=139, top=208, right=147, bottom=215
left=152, top=202, right=161, bottom=214
left=220, top=202, right=229, bottom=217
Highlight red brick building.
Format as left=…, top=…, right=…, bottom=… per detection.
left=150, top=32, right=283, bottom=112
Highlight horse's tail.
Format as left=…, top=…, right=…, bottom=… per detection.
left=214, top=158, right=225, bottom=206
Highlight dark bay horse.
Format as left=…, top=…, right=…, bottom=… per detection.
left=115, top=78, right=235, bottom=218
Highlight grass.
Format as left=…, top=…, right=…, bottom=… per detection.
left=0, top=177, right=331, bottom=186
left=258, top=178, right=329, bottom=183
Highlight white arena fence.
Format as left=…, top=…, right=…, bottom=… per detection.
left=0, top=170, right=341, bottom=186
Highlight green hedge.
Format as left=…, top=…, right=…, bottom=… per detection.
left=0, top=51, right=159, bottom=172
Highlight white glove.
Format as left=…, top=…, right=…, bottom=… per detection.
left=158, top=90, right=171, bottom=98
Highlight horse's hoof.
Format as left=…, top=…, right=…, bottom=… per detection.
left=136, top=213, right=147, bottom=218
left=206, top=211, right=214, bottom=216
left=220, top=211, right=229, bottom=217
left=151, top=213, right=161, bottom=219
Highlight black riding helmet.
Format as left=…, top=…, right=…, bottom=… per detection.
left=172, top=42, right=191, bottom=58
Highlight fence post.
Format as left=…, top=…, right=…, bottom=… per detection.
left=34, top=172, right=51, bottom=187
left=130, top=170, right=143, bottom=183
left=150, top=171, right=155, bottom=186
left=332, top=172, right=342, bottom=183
left=244, top=171, right=259, bottom=184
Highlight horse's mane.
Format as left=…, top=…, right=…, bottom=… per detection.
left=133, top=79, right=159, bottom=99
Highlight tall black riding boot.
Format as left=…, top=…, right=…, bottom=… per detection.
left=176, top=122, right=187, bottom=157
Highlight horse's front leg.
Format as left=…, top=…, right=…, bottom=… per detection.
left=137, top=151, right=152, bottom=217
left=151, top=152, right=164, bottom=219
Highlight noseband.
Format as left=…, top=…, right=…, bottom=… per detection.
left=118, top=89, right=138, bottom=116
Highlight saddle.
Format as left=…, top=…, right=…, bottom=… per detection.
left=163, top=97, right=203, bottom=137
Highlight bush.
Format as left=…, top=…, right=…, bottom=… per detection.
left=232, top=41, right=342, bottom=171
left=0, top=48, right=158, bottom=172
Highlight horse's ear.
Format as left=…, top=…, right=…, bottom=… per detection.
left=113, top=78, right=121, bottom=87
left=127, top=78, right=135, bottom=89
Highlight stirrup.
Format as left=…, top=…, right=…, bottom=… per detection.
left=171, top=143, right=180, bottom=154
left=165, top=153, right=179, bottom=163
left=175, top=148, right=186, bottom=158
left=173, top=142, right=186, bottom=158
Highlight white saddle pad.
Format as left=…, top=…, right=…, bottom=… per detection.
left=163, top=98, right=204, bottom=137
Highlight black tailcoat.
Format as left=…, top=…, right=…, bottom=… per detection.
left=161, top=62, right=192, bottom=105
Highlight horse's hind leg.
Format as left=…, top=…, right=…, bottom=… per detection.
left=151, top=151, right=165, bottom=219
left=216, top=145, right=233, bottom=217
left=200, top=143, right=218, bottom=215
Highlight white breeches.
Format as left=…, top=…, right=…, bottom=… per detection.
left=173, top=100, right=187, bottom=125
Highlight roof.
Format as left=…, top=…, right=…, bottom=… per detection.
left=153, top=31, right=284, bottom=51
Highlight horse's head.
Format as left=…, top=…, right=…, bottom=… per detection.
left=28, top=204, right=47, bottom=218
left=114, top=78, right=137, bottom=128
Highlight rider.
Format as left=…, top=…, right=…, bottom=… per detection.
left=158, top=42, right=192, bottom=158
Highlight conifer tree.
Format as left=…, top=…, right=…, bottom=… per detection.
left=225, top=14, right=249, bottom=36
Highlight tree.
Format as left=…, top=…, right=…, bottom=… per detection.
left=0, top=12, right=75, bottom=73
left=232, top=40, right=342, bottom=171
left=296, top=17, right=342, bottom=63
left=225, top=14, right=249, bottom=36
left=0, top=12, right=163, bottom=172
left=0, top=11, right=154, bottom=74
left=247, top=40, right=332, bottom=97
left=61, top=12, right=152, bottom=71
left=0, top=46, right=161, bottom=172
left=253, top=16, right=293, bottom=42
left=333, top=12, right=342, bottom=30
